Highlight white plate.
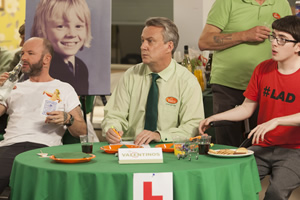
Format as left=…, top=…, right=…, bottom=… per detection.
left=208, top=149, right=254, bottom=158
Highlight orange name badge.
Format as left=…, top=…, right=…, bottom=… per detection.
left=273, top=13, right=281, bottom=19
left=166, top=97, right=178, bottom=104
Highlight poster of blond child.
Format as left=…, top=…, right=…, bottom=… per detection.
left=26, top=0, right=111, bottom=96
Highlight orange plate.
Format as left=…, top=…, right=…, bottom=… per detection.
left=155, top=143, right=174, bottom=153
left=100, top=144, right=143, bottom=154
left=49, top=154, right=96, bottom=164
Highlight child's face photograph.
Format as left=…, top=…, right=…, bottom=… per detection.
left=46, top=11, right=87, bottom=60
left=27, top=0, right=110, bottom=95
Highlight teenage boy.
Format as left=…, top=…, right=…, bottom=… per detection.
left=199, top=15, right=300, bottom=200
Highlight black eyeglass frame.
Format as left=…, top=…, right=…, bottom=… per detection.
left=268, top=35, right=298, bottom=46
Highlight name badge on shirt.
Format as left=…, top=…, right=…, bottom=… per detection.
left=41, top=99, right=57, bottom=115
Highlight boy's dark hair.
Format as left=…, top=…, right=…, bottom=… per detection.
left=272, top=15, right=300, bottom=55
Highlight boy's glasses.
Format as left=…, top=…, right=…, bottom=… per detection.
left=268, top=35, right=298, bottom=46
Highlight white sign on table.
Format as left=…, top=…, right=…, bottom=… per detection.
left=133, top=172, right=173, bottom=200
left=118, top=148, right=163, bottom=164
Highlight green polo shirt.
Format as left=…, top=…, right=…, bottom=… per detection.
left=207, top=0, right=292, bottom=90
left=102, top=59, right=204, bottom=142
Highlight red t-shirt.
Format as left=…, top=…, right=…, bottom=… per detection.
left=244, top=59, right=300, bottom=148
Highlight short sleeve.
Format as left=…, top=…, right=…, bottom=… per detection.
left=206, top=0, right=232, bottom=30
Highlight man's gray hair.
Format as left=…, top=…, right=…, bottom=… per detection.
left=145, top=17, right=179, bottom=54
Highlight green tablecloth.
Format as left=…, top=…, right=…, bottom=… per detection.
left=10, top=143, right=261, bottom=200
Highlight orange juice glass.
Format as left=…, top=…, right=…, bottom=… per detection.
left=194, top=68, right=205, bottom=91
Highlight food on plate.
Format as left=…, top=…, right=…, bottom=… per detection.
left=208, top=149, right=217, bottom=154
left=234, top=147, right=248, bottom=154
left=209, top=147, right=248, bottom=155
left=216, top=149, right=235, bottom=155
left=209, top=149, right=235, bottom=155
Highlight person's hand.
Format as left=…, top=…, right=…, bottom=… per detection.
left=243, top=26, right=271, bottom=43
left=198, top=117, right=215, bottom=135
left=0, top=72, right=17, bottom=89
left=106, top=128, right=123, bottom=144
left=45, top=111, right=67, bottom=125
left=0, top=72, right=9, bottom=87
left=134, top=130, right=161, bottom=146
left=248, top=118, right=278, bottom=144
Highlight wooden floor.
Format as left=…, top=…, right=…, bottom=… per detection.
left=0, top=187, right=9, bottom=200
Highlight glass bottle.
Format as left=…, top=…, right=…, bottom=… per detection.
left=0, top=61, right=23, bottom=101
left=182, top=45, right=193, bottom=73
left=205, top=52, right=213, bottom=88
left=194, top=65, right=206, bottom=91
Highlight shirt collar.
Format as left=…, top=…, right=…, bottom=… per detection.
left=243, top=0, right=274, bottom=5
left=145, top=59, right=176, bottom=82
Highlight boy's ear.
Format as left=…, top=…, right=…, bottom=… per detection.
left=296, top=43, right=300, bottom=55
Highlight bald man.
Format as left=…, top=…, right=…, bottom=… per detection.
left=0, top=37, right=87, bottom=194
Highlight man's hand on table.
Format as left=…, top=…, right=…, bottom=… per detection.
left=106, top=128, right=123, bottom=144
left=134, top=130, right=161, bottom=146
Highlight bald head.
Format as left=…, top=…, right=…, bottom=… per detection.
left=24, top=37, right=54, bottom=58
left=21, top=37, right=54, bottom=77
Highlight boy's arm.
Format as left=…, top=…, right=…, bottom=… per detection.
left=276, top=113, right=300, bottom=126
left=249, top=112, right=300, bottom=144
left=199, top=98, right=258, bottom=134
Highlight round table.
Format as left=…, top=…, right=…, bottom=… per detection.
left=9, top=142, right=261, bottom=200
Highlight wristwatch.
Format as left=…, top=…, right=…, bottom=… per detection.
left=65, top=114, right=74, bottom=127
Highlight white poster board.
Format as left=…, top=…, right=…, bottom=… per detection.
left=25, top=0, right=111, bottom=95
left=133, top=172, right=173, bottom=200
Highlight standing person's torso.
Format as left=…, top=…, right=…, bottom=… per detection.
left=207, top=0, right=292, bottom=90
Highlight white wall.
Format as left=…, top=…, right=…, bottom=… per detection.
left=112, top=0, right=173, bottom=25
left=174, top=0, right=215, bottom=57
left=111, top=0, right=216, bottom=63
